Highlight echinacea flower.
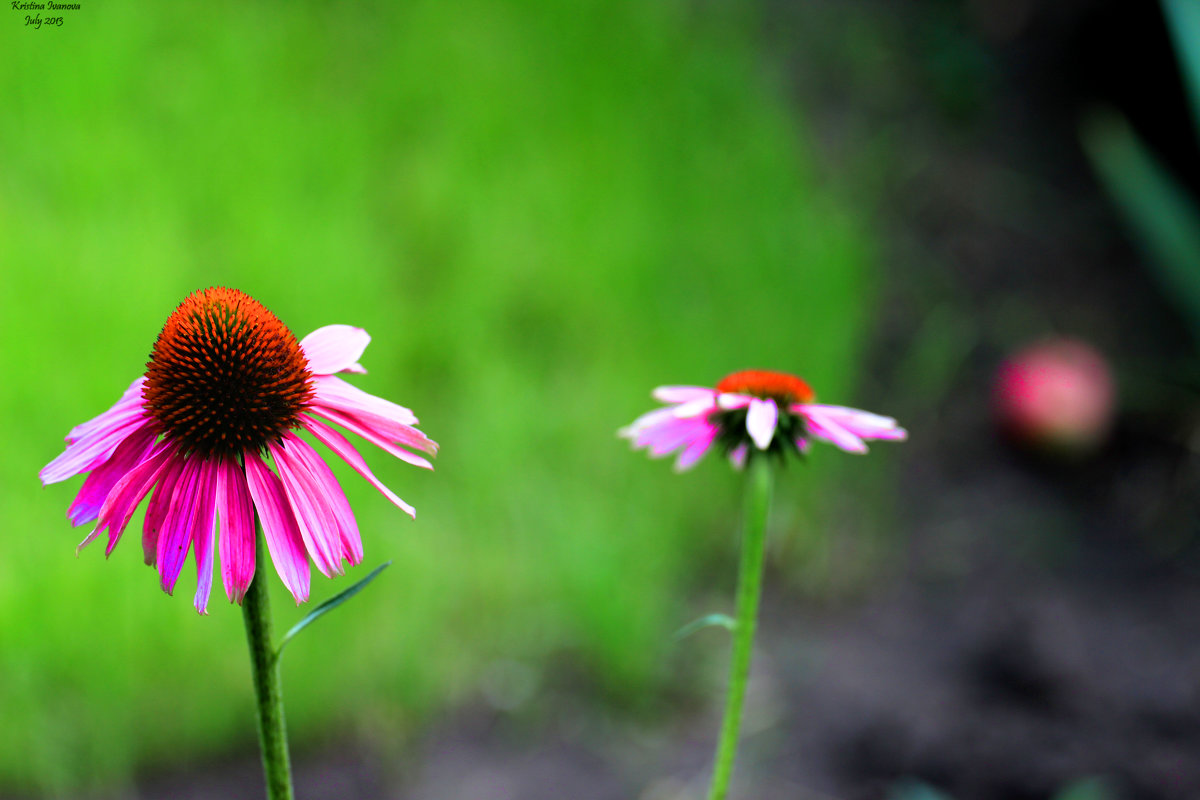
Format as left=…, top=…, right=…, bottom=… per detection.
left=40, top=287, right=437, bottom=613
left=620, top=369, right=906, bottom=470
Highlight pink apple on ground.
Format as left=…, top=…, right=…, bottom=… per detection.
left=993, top=338, right=1116, bottom=454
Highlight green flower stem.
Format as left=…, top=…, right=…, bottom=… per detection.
left=707, top=455, right=774, bottom=800
left=242, top=524, right=294, bottom=800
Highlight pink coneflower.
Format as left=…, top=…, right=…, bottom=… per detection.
left=40, top=287, right=437, bottom=613
left=620, top=369, right=906, bottom=470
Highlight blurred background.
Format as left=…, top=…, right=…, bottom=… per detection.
left=4, top=1, right=1200, bottom=798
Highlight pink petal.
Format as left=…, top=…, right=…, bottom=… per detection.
left=244, top=451, right=311, bottom=604
left=75, top=440, right=173, bottom=555
left=651, top=386, right=715, bottom=404
left=67, top=424, right=158, bottom=526
left=191, top=459, right=220, bottom=614
left=141, top=448, right=186, bottom=564
left=746, top=398, right=778, bottom=450
left=310, top=374, right=419, bottom=427
left=309, top=405, right=435, bottom=469
left=154, top=455, right=201, bottom=594
left=41, top=414, right=150, bottom=485
left=793, top=404, right=907, bottom=441
left=66, top=377, right=146, bottom=443
left=300, top=325, right=371, bottom=375
left=266, top=439, right=342, bottom=577
left=216, top=460, right=256, bottom=604
left=643, top=417, right=715, bottom=458
left=674, top=425, right=717, bottom=471
left=799, top=407, right=868, bottom=454
left=301, top=415, right=417, bottom=518
left=619, top=406, right=680, bottom=439
left=156, top=455, right=213, bottom=596
left=796, top=404, right=907, bottom=454
left=276, top=432, right=363, bottom=568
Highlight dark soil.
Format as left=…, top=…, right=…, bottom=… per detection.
left=99, top=2, right=1200, bottom=799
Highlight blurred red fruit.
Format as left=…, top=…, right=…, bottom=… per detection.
left=993, top=339, right=1116, bottom=454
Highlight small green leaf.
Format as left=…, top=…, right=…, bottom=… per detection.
left=672, top=613, right=736, bottom=641
left=275, top=561, right=391, bottom=660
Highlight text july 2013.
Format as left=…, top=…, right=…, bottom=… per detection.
left=25, top=14, right=64, bottom=27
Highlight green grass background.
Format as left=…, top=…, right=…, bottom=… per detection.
left=1, top=1, right=879, bottom=793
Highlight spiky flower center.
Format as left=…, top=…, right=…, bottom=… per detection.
left=716, top=369, right=815, bottom=405
left=143, top=287, right=313, bottom=459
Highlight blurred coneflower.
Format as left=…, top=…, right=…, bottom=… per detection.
left=621, top=368, right=905, bottom=800
left=620, top=369, right=906, bottom=470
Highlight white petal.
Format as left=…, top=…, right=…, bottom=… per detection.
left=746, top=399, right=778, bottom=450
left=717, top=393, right=753, bottom=411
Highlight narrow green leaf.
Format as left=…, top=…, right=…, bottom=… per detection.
left=1081, top=110, right=1200, bottom=341
left=672, top=612, right=736, bottom=641
left=886, top=780, right=955, bottom=800
left=1163, top=0, right=1200, bottom=135
left=1053, top=777, right=1114, bottom=800
left=275, top=561, right=391, bottom=660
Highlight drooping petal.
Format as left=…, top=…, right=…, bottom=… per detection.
left=672, top=396, right=717, bottom=419
left=101, top=442, right=175, bottom=557
left=308, top=377, right=437, bottom=456
left=267, top=438, right=343, bottom=577
left=244, top=451, right=311, bottom=604
left=674, top=424, right=717, bottom=471
left=310, top=374, right=419, bottom=427
left=798, top=407, right=868, bottom=454
left=75, top=440, right=173, bottom=555
left=301, top=415, right=417, bottom=518
left=41, top=414, right=151, bottom=486
left=746, top=398, right=779, bottom=450
left=300, top=325, right=371, bottom=376
left=190, top=459, right=220, bottom=614
left=796, top=404, right=908, bottom=454
left=618, top=406, right=680, bottom=439
left=141, top=447, right=186, bottom=565
left=156, top=455, right=209, bottom=595
left=65, top=377, right=146, bottom=443
left=277, top=432, right=363, bottom=568
left=216, top=459, right=256, bottom=604
left=308, top=405, right=435, bottom=469
left=651, top=386, right=715, bottom=404
left=643, top=417, right=716, bottom=458
left=795, top=404, right=909, bottom=442
left=67, top=424, right=158, bottom=526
